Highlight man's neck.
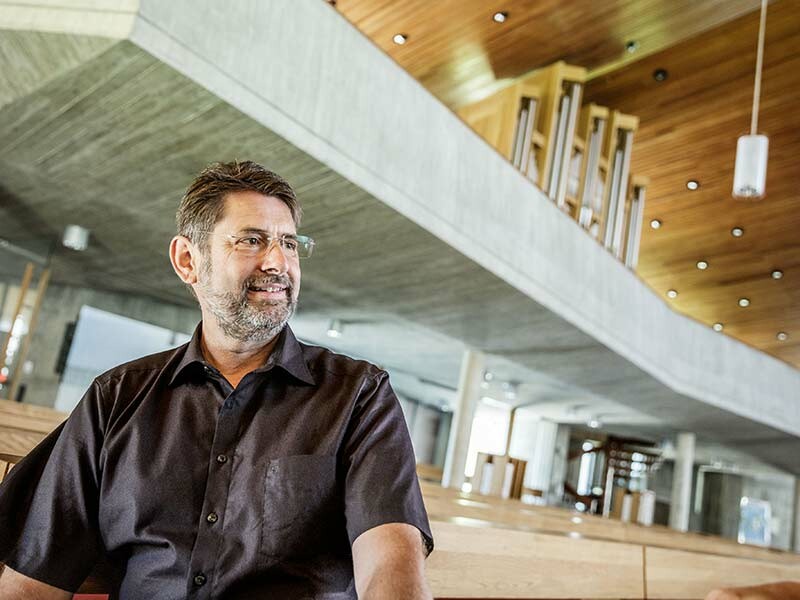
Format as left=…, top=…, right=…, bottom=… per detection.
left=199, top=320, right=281, bottom=387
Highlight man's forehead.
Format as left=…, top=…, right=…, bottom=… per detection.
left=218, top=191, right=296, bottom=231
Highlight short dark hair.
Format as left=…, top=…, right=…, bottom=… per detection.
left=176, top=160, right=301, bottom=251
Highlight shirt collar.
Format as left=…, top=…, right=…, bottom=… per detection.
left=169, top=322, right=315, bottom=387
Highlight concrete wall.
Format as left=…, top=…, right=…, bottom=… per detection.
left=11, top=281, right=199, bottom=408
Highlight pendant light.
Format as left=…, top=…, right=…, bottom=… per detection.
left=732, top=0, right=769, bottom=199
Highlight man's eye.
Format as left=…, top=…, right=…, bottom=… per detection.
left=283, top=239, right=298, bottom=251
left=242, top=237, right=262, bottom=246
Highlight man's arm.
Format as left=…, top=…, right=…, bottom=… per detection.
left=0, top=565, right=72, bottom=600
left=705, top=581, right=800, bottom=600
left=352, top=523, right=432, bottom=600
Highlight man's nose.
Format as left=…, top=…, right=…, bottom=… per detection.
left=259, top=240, right=289, bottom=273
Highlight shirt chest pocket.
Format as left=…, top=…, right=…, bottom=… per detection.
left=261, top=454, right=341, bottom=559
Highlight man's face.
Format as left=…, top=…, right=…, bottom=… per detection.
left=194, top=190, right=301, bottom=343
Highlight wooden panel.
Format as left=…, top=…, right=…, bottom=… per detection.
left=645, top=546, right=800, bottom=599
left=426, top=519, right=644, bottom=599
left=457, top=84, right=523, bottom=158
left=584, top=0, right=800, bottom=369
left=336, top=0, right=762, bottom=109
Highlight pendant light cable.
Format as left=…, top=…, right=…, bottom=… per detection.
left=750, top=0, right=768, bottom=135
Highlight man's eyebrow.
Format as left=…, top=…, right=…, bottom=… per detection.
left=236, top=227, right=298, bottom=238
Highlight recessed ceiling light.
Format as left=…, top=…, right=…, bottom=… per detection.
left=650, top=219, right=662, bottom=229
left=738, top=298, right=750, bottom=307
left=777, top=332, right=788, bottom=341
left=492, top=11, right=508, bottom=23
left=731, top=226, right=744, bottom=237
left=625, top=40, right=639, bottom=53
left=713, top=323, right=724, bottom=332
left=686, top=180, right=700, bottom=190
left=771, top=269, right=784, bottom=279
left=587, top=418, right=601, bottom=429
left=667, top=289, right=678, bottom=299
left=696, top=260, right=709, bottom=270
left=392, top=33, right=407, bottom=45
left=653, top=68, right=668, bottom=82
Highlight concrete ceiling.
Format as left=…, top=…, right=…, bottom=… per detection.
left=0, top=13, right=798, bottom=474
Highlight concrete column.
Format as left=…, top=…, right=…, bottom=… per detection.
left=669, top=432, right=696, bottom=532
left=548, top=424, right=571, bottom=504
left=508, top=414, right=559, bottom=494
left=792, top=477, right=800, bottom=552
left=441, top=349, right=485, bottom=490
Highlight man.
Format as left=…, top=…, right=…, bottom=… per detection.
left=0, top=161, right=434, bottom=599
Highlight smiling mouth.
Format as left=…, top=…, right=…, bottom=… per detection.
left=248, top=285, right=287, bottom=293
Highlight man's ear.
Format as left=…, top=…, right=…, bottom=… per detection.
left=169, top=235, right=201, bottom=285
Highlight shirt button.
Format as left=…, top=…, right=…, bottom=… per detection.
left=206, top=512, right=218, bottom=524
left=193, top=573, right=207, bottom=587
left=216, top=454, right=228, bottom=464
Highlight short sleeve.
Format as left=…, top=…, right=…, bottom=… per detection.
left=0, top=379, right=107, bottom=591
left=341, top=372, right=434, bottom=556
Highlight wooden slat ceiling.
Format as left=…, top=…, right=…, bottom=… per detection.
left=336, top=0, right=762, bottom=108
left=585, top=0, right=800, bottom=369
left=335, top=0, right=800, bottom=370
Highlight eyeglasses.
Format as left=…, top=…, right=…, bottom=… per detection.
left=199, top=230, right=315, bottom=259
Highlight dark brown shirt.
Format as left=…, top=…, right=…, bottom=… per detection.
left=0, top=324, right=432, bottom=599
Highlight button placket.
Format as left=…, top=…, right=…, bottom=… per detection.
left=186, top=386, right=242, bottom=596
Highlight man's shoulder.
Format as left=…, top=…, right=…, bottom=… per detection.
left=297, top=339, right=385, bottom=383
left=94, top=344, right=187, bottom=386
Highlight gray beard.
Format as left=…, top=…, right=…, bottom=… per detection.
left=200, top=271, right=296, bottom=343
